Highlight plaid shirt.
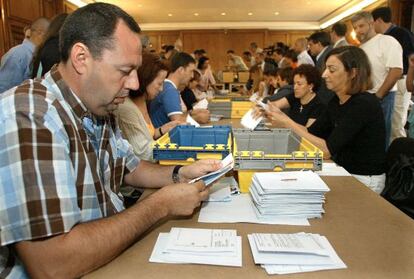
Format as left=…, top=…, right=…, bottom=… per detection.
left=0, top=66, right=140, bottom=278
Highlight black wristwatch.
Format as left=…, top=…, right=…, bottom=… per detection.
left=172, top=165, right=183, bottom=183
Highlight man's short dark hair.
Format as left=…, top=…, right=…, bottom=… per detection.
left=332, top=22, right=347, bottom=37
left=170, top=52, right=195, bottom=72
left=227, top=50, right=235, bottom=54
left=308, top=31, right=331, bottom=47
left=274, top=48, right=285, bottom=56
left=277, top=67, right=293, bottom=84
left=372, top=7, right=392, bottom=23
left=263, top=63, right=278, bottom=76
left=59, top=2, right=140, bottom=62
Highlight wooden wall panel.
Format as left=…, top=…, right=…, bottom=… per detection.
left=7, top=0, right=42, bottom=22
left=0, top=0, right=64, bottom=56
left=267, top=32, right=288, bottom=46
left=63, top=1, right=77, bottom=13
left=182, top=30, right=226, bottom=70
left=0, top=0, right=6, bottom=57
left=145, top=29, right=317, bottom=71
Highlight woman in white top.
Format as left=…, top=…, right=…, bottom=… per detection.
left=116, top=53, right=179, bottom=161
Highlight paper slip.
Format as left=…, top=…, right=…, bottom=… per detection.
left=255, top=100, right=269, bottom=111
left=252, top=233, right=329, bottom=256
left=189, top=153, right=234, bottom=186
left=207, top=177, right=237, bottom=202
left=210, top=114, right=223, bottom=122
left=241, top=108, right=263, bottom=130
left=186, top=114, right=200, bottom=127
left=193, top=98, right=209, bottom=110
left=149, top=228, right=242, bottom=267
left=249, top=92, right=259, bottom=102
left=248, top=234, right=334, bottom=266
left=261, top=236, right=347, bottom=275
left=316, top=163, right=351, bottom=176
left=166, top=228, right=237, bottom=252
left=199, top=194, right=309, bottom=226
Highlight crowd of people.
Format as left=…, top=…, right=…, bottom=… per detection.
left=0, top=2, right=413, bottom=278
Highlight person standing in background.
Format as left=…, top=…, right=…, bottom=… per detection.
left=372, top=7, right=414, bottom=141
left=0, top=17, right=50, bottom=93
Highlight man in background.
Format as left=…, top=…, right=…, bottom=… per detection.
left=372, top=6, right=414, bottom=141
left=0, top=17, right=50, bottom=93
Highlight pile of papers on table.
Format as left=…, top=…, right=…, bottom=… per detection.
left=150, top=227, right=242, bottom=267
left=248, top=232, right=346, bottom=274
left=250, top=171, right=330, bottom=219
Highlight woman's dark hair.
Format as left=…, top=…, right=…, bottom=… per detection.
left=325, top=46, right=372, bottom=95
left=292, top=64, right=321, bottom=91
left=59, top=3, right=140, bottom=62
left=190, top=70, right=201, bottom=82
left=31, top=13, right=68, bottom=78
left=197, top=56, right=209, bottom=70
left=129, top=52, right=169, bottom=98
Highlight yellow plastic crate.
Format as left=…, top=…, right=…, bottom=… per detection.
left=230, top=101, right=253, bottom=118
left=233, top=129, right=323, bottom=192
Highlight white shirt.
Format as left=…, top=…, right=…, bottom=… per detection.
left=297, top=50, right=315, bottom=66
left=333, top=37, right=348, bottom=48
left=360, top=34, right=403, bottom=93
left=316, top=46, right=329, bottom=62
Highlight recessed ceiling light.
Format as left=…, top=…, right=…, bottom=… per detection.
left=274, top=12, right=280, bottom=15
left=137, top=4, right=143, bottom=8
left=168, top=13, right=173, bottom=17
left=221, top=12, right=226, bottom=16
left=194, top=12, right=199, bottom=16
left=307, top=1, right=311, bottom=4
left=248, top=12, right=253, bottom=16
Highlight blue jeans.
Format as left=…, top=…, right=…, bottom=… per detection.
left=381, top=91, right=395, bottom=148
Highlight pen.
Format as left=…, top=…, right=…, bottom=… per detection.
left=281, top=178, right=297, bottom=181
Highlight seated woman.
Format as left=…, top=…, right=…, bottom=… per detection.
left=266, top=64, right=325, bottom=127
left=197, top=56, right=217, bottom=93
left=116, top=52, right=179, bottom=161
left=181, top=70, right=210, bottom=124
left=265, top=46, right=386, bottom=193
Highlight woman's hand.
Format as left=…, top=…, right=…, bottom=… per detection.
left=265, top=105, right=290, bottom=128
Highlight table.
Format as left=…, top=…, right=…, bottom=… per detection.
left=85, top=176, right=414, bottom=279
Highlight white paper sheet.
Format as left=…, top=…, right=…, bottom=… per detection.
left=241, top=108, right=262, bottom=130
left=149, top=233, right=242, bottom=267
left=189, top=154, right=234, bottom=186
left=186, top=114, right=200, bottom=127
left=198, top=194, right=309, bottom=226
left=193, top=98, right=209, bottom=110
left=316, top=163, right=351, bottom=176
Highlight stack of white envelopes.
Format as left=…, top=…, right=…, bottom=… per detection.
left=150, top=227, right=242, bottom=267
left=250, top=171, right=330, bottom=219
left=248, top=232, right=346, bottom=274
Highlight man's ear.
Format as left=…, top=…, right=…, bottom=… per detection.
left=69, top=42, right=91, bottom=75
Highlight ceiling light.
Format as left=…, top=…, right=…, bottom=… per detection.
left=350, top=30, right=357, bottom=40
left=194, top=13, right=199, bottom=16
left=67, top=0, right=87, bottom=7
left=137, top=4, right=143, bottom=8
left=168, top=13, right=173, bottom=17
left=221, top=12, right=226, bottom=16
left=274, top=12, right=280, bottom=15
left=320, top=0, right=379, bottom=29
left=248, top=12, right=253, bottom=16
left=307, top=1, right=311, bottom=5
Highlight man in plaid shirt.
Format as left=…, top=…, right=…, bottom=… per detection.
left=0, top=3, right=220, bottom=278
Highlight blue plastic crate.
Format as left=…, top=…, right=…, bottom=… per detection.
left=153, top=125, right=232, bottom=164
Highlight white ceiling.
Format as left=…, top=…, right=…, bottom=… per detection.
left=86, top=0, right=383, bottom=30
